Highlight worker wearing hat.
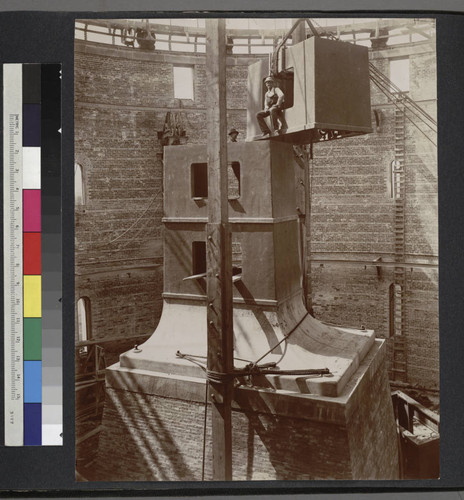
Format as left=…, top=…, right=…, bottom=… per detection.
left=228, top=127, right=239, bottom=142
left=256, top=76, right=285, bottom=137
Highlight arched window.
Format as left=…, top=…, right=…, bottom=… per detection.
left=77, top=297, right=91, bottom=354
left=75, top=162, right=86, bottom=205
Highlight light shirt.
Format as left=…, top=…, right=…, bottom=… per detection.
left=264, top=87, right=284, bottom=110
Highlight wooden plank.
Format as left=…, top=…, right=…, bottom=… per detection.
left=205, top=18, right=234, bottom=481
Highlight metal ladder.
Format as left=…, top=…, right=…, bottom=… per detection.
left=390, top=105, right=408, bottom=382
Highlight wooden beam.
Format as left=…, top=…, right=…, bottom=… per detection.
left=205, top=18, right=234, bottom=482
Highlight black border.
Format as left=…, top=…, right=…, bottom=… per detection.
left=0, top=5, right=463, bottom=496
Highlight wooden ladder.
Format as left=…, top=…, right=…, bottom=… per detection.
left=390, top=105, right=408, bottom=382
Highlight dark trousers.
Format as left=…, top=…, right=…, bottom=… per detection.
left=256, top=106, right=283, bottom=134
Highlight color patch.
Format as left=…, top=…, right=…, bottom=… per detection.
left=24, top=275, right=41, bottom=317
left=22, top=64, right=41, bottom=104
left=22, top=147, right=41, bottom=189
left=40, top=63, right=63, bottom=446
left=23, top=232, right=41, bottom=275
left=23, top=189, right=41, bottom=231
left=5, top=63, right=62, bottom=447
left=24, top=361, right=42, bottom=403
left=23, top=103, right=41, bottom=147
left=24, top=403, right=42, bottom=446
left=24, top=318, right=42, bottom=360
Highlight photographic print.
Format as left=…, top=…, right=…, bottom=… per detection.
left=74, top=17, right=438, bottom=481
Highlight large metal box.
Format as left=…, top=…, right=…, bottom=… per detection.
left=247, top=37, right=372, bottom=143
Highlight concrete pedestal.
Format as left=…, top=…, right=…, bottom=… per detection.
left=95, top=139, right=398, bottom=480
left=96, top=337, right=399, bottom=480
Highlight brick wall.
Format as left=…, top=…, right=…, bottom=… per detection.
left=97, top=386, right=354, bottom=481
left=75, top=42, right=256, bottom=350
left=75, top=38, right=438, bottom=391
left=347, top=357, right=400, bottom=478
left=96, top=347, right=397, bottom=481
left=310, top=41, right=438, bottom=390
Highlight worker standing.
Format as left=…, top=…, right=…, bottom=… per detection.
left=228, top=128, right=239, bottom=142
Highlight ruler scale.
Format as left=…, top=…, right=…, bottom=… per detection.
left=4, top=64, right=24, bottom=446
left=3, top=63, right=62, bottom=446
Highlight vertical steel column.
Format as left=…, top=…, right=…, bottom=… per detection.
left=292, top=20, right=313, bottom=313
left=205, top=18, right=234, bottom=481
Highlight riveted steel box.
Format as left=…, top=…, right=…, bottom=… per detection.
left=247, top=37, right=372, bottom=143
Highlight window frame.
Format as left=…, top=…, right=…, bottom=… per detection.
left=173, top=64, right=195, bottom=100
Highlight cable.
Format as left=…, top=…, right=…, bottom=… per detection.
left=175, top=351, right=207, bottom=372
left=201, top=380, right=209, bottom=481
left=175, top=352, right=254, bottom=364
left=369, top=69, right=437, bottom=133
left=369, top=63, right=437, bottom=127
left=91, top=189, right=162, bottom=249
left=369, top=73, right=437, bottom=147
left=251, top=312, right=309, bottom=367
left=176, top=312, right=331, bottom=385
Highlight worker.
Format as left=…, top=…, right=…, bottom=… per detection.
left=228, top=127, right=239, bottom=142
left=256, top=76, right=285, bottom=137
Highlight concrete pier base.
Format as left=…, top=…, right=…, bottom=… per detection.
left=96, top=338, right=399, bottom=481
left=95, top=139, right=399, bottom=481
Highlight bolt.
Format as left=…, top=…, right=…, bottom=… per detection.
left=208, top=235, right=212, bottom=241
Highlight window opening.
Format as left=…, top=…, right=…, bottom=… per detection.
left=277, top=69, right=294, bottom=109
left=389, top=58, right=410, bottom=93
left=173, top=65, right=194, bottom=100
left=228, top=162, right=241, bottom=200
left=77, top=297, right=91, bottom=355
left=191, top=162, right=208, bottom=199
left=262, top=69, right=294, bottom=111
left=75, top=162, right=85, bottom=205
left=192, top=241, right=207, bottom=276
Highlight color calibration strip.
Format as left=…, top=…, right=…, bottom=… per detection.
left=3, top=63, right=62, bottom=446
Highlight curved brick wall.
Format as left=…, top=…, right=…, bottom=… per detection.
left=75, top=42, right=256, bottom=349
left=75, top=37, right=438, bottom=390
